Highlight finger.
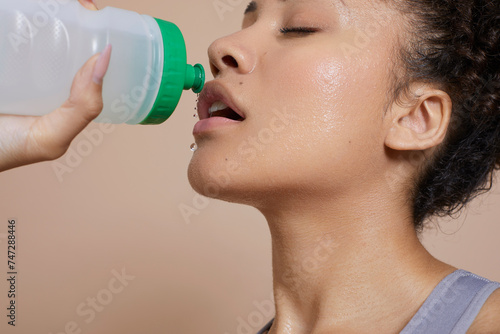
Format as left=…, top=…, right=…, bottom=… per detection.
left=78, top=0, right=98, bottom=11
left=28, top=45, right=112, bottom=160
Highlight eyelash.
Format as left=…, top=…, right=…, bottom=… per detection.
left=279, top=27, right=317, bottom=35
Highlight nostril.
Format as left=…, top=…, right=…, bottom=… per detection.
left=222, top=55, right=238, bottom=68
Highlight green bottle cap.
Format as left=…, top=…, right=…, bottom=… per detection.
left=140, top=18, right=205, bottom=125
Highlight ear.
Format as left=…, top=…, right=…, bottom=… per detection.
left=385, top=88, right=452, bottom=151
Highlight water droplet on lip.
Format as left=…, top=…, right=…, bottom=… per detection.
left=190, top=143, right=198, bottom=152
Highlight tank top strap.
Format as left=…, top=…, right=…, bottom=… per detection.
left=256, top=318, right=274, bottom=334
left=400, top=269, right=500, bottom=334
left=256, top=270, right=500, bottom=334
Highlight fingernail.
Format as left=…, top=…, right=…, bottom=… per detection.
left=92, top=44, right=112, bottom=85
left=85, top=0, right=95, bottom=5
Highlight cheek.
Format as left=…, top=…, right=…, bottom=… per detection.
left=262, top=54, right=354, bottom=155
left=255, top=50, right=387, bottom=179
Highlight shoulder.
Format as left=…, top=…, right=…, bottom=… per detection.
left=467, top=287, right=500, bottom=334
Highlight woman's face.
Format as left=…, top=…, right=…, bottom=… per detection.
left=189, top=0, right=404, bottom=208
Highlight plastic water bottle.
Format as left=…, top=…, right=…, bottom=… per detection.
left=0, top=0, right=205, bottom=124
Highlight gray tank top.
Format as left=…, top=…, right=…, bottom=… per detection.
left=256, top=269, right=500, bottom=334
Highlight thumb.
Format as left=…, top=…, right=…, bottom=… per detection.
left=65, top=43, right=112, bottom=124
left=78, top=0, right=99, bottom=11
left=29, top=45, right=112, bottom=160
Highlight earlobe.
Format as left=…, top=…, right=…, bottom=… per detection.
left=385, top=90, right=452, bottom=152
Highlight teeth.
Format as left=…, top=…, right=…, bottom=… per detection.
left=209, top=101, right=229, bottom=115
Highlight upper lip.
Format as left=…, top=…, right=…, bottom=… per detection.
left=196, top=81, right=245, bottom=121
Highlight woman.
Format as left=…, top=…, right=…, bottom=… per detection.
left=1, top=0, right=499, bottom=332
left=190, top=0, right=500, bottom=332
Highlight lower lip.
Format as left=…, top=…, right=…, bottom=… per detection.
left=193, top=117, right=242, bottom=135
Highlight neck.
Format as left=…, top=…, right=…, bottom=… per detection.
left=259, top=188, right=456, bottom=333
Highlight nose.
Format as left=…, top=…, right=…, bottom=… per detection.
left=207, top=32, right=257, bottom=78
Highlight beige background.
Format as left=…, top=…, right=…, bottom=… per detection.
left=0, top=0, right=499, bottom=333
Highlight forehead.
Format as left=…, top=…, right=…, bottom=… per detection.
left=242, top=0, right=393, bottom=24
left=243, top=0, right=352, bottom=26
left=245, top=0, right=348, bottom=12
left=244, top=0, right=391, bottom=16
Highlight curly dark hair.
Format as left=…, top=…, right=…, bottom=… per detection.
left=390, top=0, right=500, bottom=232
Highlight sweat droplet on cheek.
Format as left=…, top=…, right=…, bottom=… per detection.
left=309, top=59, right=350, bottom=132
left=314, top=59, right=346, bottom=95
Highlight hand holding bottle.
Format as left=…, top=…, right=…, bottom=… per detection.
left=0, top=0, right=109, bottom=172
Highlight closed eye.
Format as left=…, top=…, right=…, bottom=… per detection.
left=279, top=27, right=318, bottom=35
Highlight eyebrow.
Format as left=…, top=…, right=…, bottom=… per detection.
left=244, top=0, right=348, bottom=15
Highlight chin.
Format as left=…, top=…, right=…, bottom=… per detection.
left=187, top=149, right=275, bottom=208
left=188, top=151, right=241, bottom=203
left=187, top=156, right=214, bottom=198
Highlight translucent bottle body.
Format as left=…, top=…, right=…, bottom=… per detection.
left=0, top=0, right=204, bottom=124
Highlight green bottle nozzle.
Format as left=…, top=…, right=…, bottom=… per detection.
left=140, top=19, right=206, bottom=125
left=184, top=63, right=205, bottom=94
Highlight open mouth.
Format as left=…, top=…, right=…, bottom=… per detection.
left=209, top=101, right=244, bottom=121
